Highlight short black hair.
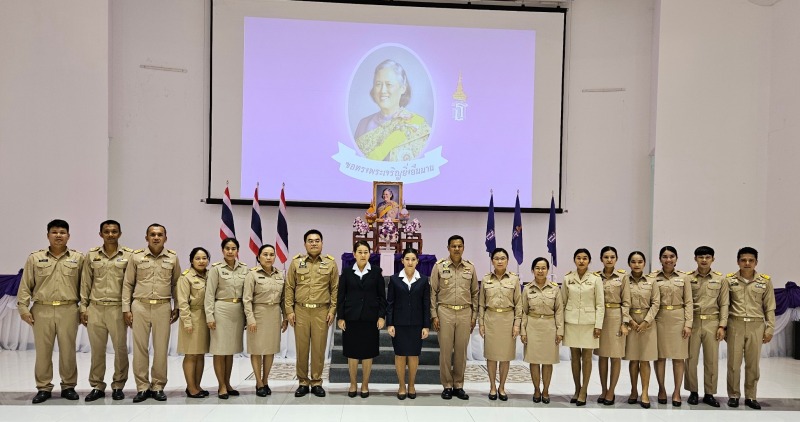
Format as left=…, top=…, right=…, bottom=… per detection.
left=600, top=246, right=617, bottom=258
left=402, top=247, right=419, bottom=259
left=737, top=246, right=758, bottom=260
left=627, top=251, right=646, bottom=264
left=221, top=237, right=240, bottom=250
left=100, top=220, right=121, bottom=232
left=491, top=248, right=509, bottom=261
left=304, top=229, right=323, bottom=242
left=146, top=223, right=166, bottom=235
left=531, top=257, right=550, bottom=270
left=47, top=219, right=69, bottom=232
left=447, top=235, right=464, bottom=247
left=659, top=245, right=678, bottom=259
left=353, top=240, right=371, bottom=253
left=573, top=248, right=591, bottom=262
left=258, top=244, right=275, bottom=256
left=694, top=246, right=715, bottom=257
left=189, top=247, right=210, bottom=263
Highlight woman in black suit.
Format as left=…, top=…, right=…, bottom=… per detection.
left=386, top=247, right=431, bottom=400
left=337, top=240, right=386, bottom=398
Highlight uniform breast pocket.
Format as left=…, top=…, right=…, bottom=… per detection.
left=61, top=261, right=79, bottom=277
left=90, top=260, right=106, bottom=276
left=35, top=261, right=54, bottom=278
left=190, top=281, right=205, bottom=298
left=112, top=260, right=127, bottom=276
left=136, top=261, right=154, bottom=279
left=707, top=282, right=721, bottom=291
left=160, top=261, right=174, bottom=278
left=318, top=266, right=332, bottom=276
left=674, top=281, right=685, bottom=287
left=295, top=267, right=310, bottom=283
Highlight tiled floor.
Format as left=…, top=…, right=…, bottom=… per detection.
left=0, top=350, right=798, bottom=421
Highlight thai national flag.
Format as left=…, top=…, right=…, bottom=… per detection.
left=220, top=182, right=236, bottom=241
left=275, top=184, right=289, bottom=264
left=249, top=184, right=263, bottom=258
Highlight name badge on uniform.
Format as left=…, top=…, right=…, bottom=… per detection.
left=755, top=283, right=766, bottom=289
left=730, top=281, right=739, bottom=286
left=568, top=280, right=575, bottom=285
left=93, top=258, right=102, bottom=262
left=67, top=259, right=79, bottom=264
left=258, top=276, right=266, bottom=280
left=38, top=259, right=49, bottom=263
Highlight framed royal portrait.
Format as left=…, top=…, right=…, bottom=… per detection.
left=373, top=181, right=403, bottom=221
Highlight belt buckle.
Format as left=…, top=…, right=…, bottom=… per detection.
left=232, top=298, right=240, bottom=303
left=52, top=301, right=61, bottom=306
left=496, top=308, right=505, bottom=312
left=743, top=317, right=752, bottom=322
left=306, top=303, right=317, bottom=308
left=700, top=315, right=707, bottom=320
left=149, top=299, right=158, bottom=304
left=538, top=314, right=544, bottom=319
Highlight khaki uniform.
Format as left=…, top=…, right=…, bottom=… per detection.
left=725, top=271, right=776, bottom=400
left=205, top=261, right=248, bottom=355
left=521, top=281, right=564, bottom=364
left=684, top=269, right=728, bottom=395
left=478, top=272, right=522, bottom=361
left=122, top=248, right=181, bottom=392
left=430, top=258, right=479, bottom=388
left=624, top=273, right=660, bottom=361
left=561, top=271, right=604, bottom=348
left=653, top=271, right=693, bottom=359
left=176, top=268, right=209, bottom=354
left=596, top=269, right=631, bottom=358
left=244, top=266, right=285, bottom=355
left=80, top=246, right=132, bottom=391
left=17, top=249, right=83, bottom=392
left=284, top=254, right=339, bottom=387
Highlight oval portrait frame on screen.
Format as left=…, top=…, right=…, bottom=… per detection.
left=348, top=44, right=435, bottom=162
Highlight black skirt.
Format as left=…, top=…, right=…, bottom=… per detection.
left=392, top=325, right=423, bottom=356
left=342, top=320, right=380, bottom=360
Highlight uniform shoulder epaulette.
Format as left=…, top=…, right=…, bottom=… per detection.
left=167, top=249, right=176, bottom=255
left=684, top=269, right=696, bottom=275
left=212, top=262, right=224, bottom=267
left=617, top=269, right=626, bottom=274
left=436, top=258, right=446, bottom=264
left=325, top=254, right=335, bottom=261
left=293, top=254, right=302, bottom=260
left=509, top=271, right=517, bottom=277
left=133, top=249, right=144, bottom=254
left=464, top=259, right=473, bottom=265
left=182, top=269, right=190, bottom=275
left=712, top=271, right=722, bottom=276
left=251, top=266, right=260, bottom=271
left=677, top=270, right=689, bottom=275
left=550, top=281, right=559, bottom=287
left=484, top=272, right=493, bottom=278
left=30, top=249, right=45, bottom=255
left=760, top=274, right=771, bottom=280
left=646, top=271, right=658, bottom=277
left=565, top=270, right=573, bottom=275
left=727, top=273, right=736, bottom=278
left=592, top=271, right=600, bottom=276
left=90, top=246, right=100, bottom=252
left=122, top=247, right=133, bottom=252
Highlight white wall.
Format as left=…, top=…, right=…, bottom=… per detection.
left=651, top=0, right=772, bottom=274
left=0, top=0, right=109, bottom=271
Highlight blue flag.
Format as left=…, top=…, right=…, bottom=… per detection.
left=485, top=193, right=496, bottom=255
left=511, top=193, right=523, bottom=265
left=547, top=195, right=557, bottom=267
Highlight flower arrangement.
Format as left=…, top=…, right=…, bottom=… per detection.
left=403, top=218, right=422, bottom=234
left=379, top=219, right=398, bottom=242
left=353, top=217, right=369, bottom=235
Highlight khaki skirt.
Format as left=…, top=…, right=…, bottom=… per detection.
left=523, top=315, right=559, bottom=364
left=178, top=308, right=209, bottom=354
left=209, top=301, right=244, bottom=355
left=246, top=303, right=282, bottom=355
left=624, top=311, right=657, bottom=361
left=595, top=308, right=626, bottom=358
left=564, top=323, right=598, bottom=349
left=483, top=310, right=516, bottom=361
left=656, top=307, right=688, bottom=359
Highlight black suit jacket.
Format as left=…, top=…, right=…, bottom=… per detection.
left=337, top=266, right=386, bottom=322
left=386, top=273, right=431, bottom=328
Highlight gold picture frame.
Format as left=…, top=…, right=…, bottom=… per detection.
left=373, top=181, right=403, bottom=221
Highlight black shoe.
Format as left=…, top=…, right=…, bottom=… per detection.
left=570, top=397, right=578, bottom=404
left=360, top=390, right=369, bottom=398
left=672, top=400, right=682, bottom=407
left=295, top=385, right=309, bottom=397
left=311, top=386, right=326, bottom=397
left=488, top=392, right=497, bottom=401
left=627, top=397, right=638, bottom=405
left=658, top=398, right=668, bottom=405
left=576, top=400, right=586, bottom=407
left=728, top=397, right=739, bottom=408
left=441, top=388, right=453, bottom=400
left=112, top=389, right=124, bottom=400
left=597, top=396, right=606, bottom=403
left=61, top=388, right=79, bottom=401
left=200, top=389, right=210, bottom=397
left=397, top=392, right=407, bottom=400
left=703, top=394, right=720, bottom=407
left=264, top=385, right=272, bottom=395
left=641, top=401, right=651, bottom=409
left=152, top=390, right=167, bottom=401
left=347, top=390, right=357, bottom=398
left=542, top=396, right=550, bottom=404
left=85, top=389, right=105, bottom=402
left=408, top=392, right=416, bottom=399
left=132, top=390, right=149, bottom=403
left=228, top=389, right=240, bottom=396
left=186, top=389, right=205, bottom=399
left=218, top=392, right=229, bottom=400
left=688, top=392, right=699, bottom=405
left=32, top=391, right=51, bottom=404
left=532, top=394, right=541, bottom=403
left=455, top=388, right=469, bottom=400
left=745, top=399, right=761, bottom=410
left=256, top=387, right=267, bottom=397
left=603, top=395, right=615, bottom=406
left=499, top=392, right=508, bottom=401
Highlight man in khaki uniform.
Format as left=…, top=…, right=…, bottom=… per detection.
left=684, top=246, right=728, bottom=407
left=285, top=229, right=339, bottom=397
left=17, top=219, right=83, bottom=404
left=725, top=246, right=775, bottom=410
left=81, top=220, right=132, bottom=402
left=122, top=224, right=181, bottom=402
left=430, top=235, right=479, bottom=400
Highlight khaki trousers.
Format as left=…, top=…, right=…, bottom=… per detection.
left=31, top=303, right=79, bottom=391
left=131, top=301, right=171, bottom=392
left=294, top=306, right=328, bottom=386
left=726, top=318, right=765, bottom=399
left=437, top=306, right=471, bottom=388
left=87, top=304, right=129, bottom=390
left=685, top=316, right=720, bottom=394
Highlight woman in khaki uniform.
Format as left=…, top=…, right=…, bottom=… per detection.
left=244, top=244, right=288, bottom=397
left=521, top=257, right=563, bottom=404
left=653, top=246, right=693, bottom=407
left=478, top=248, right=522, bottom=401
left=177, top=247, right=211, bottom=398
left=595, top=246, right=631, bottom=405
left=624, top=251, right=660, bottom=408
left=562, top=248, right=604, bottom=406
left=205, top=237, right=248, bottom=398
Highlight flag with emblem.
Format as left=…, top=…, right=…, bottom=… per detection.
left=275, top=183, right=289, bottom=264
left=249, top=184, right=263, bottom=258
left=511, top=192, right=523, bottom=266
left=220, top=181, right=236, bottom=240
left=485, top=191, right=496, bottom=255
left=547, top=193, right=557, bottom=267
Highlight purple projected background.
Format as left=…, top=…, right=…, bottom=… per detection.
left=241, top=17, right=535, bottom=207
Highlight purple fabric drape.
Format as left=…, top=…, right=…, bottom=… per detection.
left=0, top=269, right=22, bottom=298
left=774, top=281, right=799, bottom=316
